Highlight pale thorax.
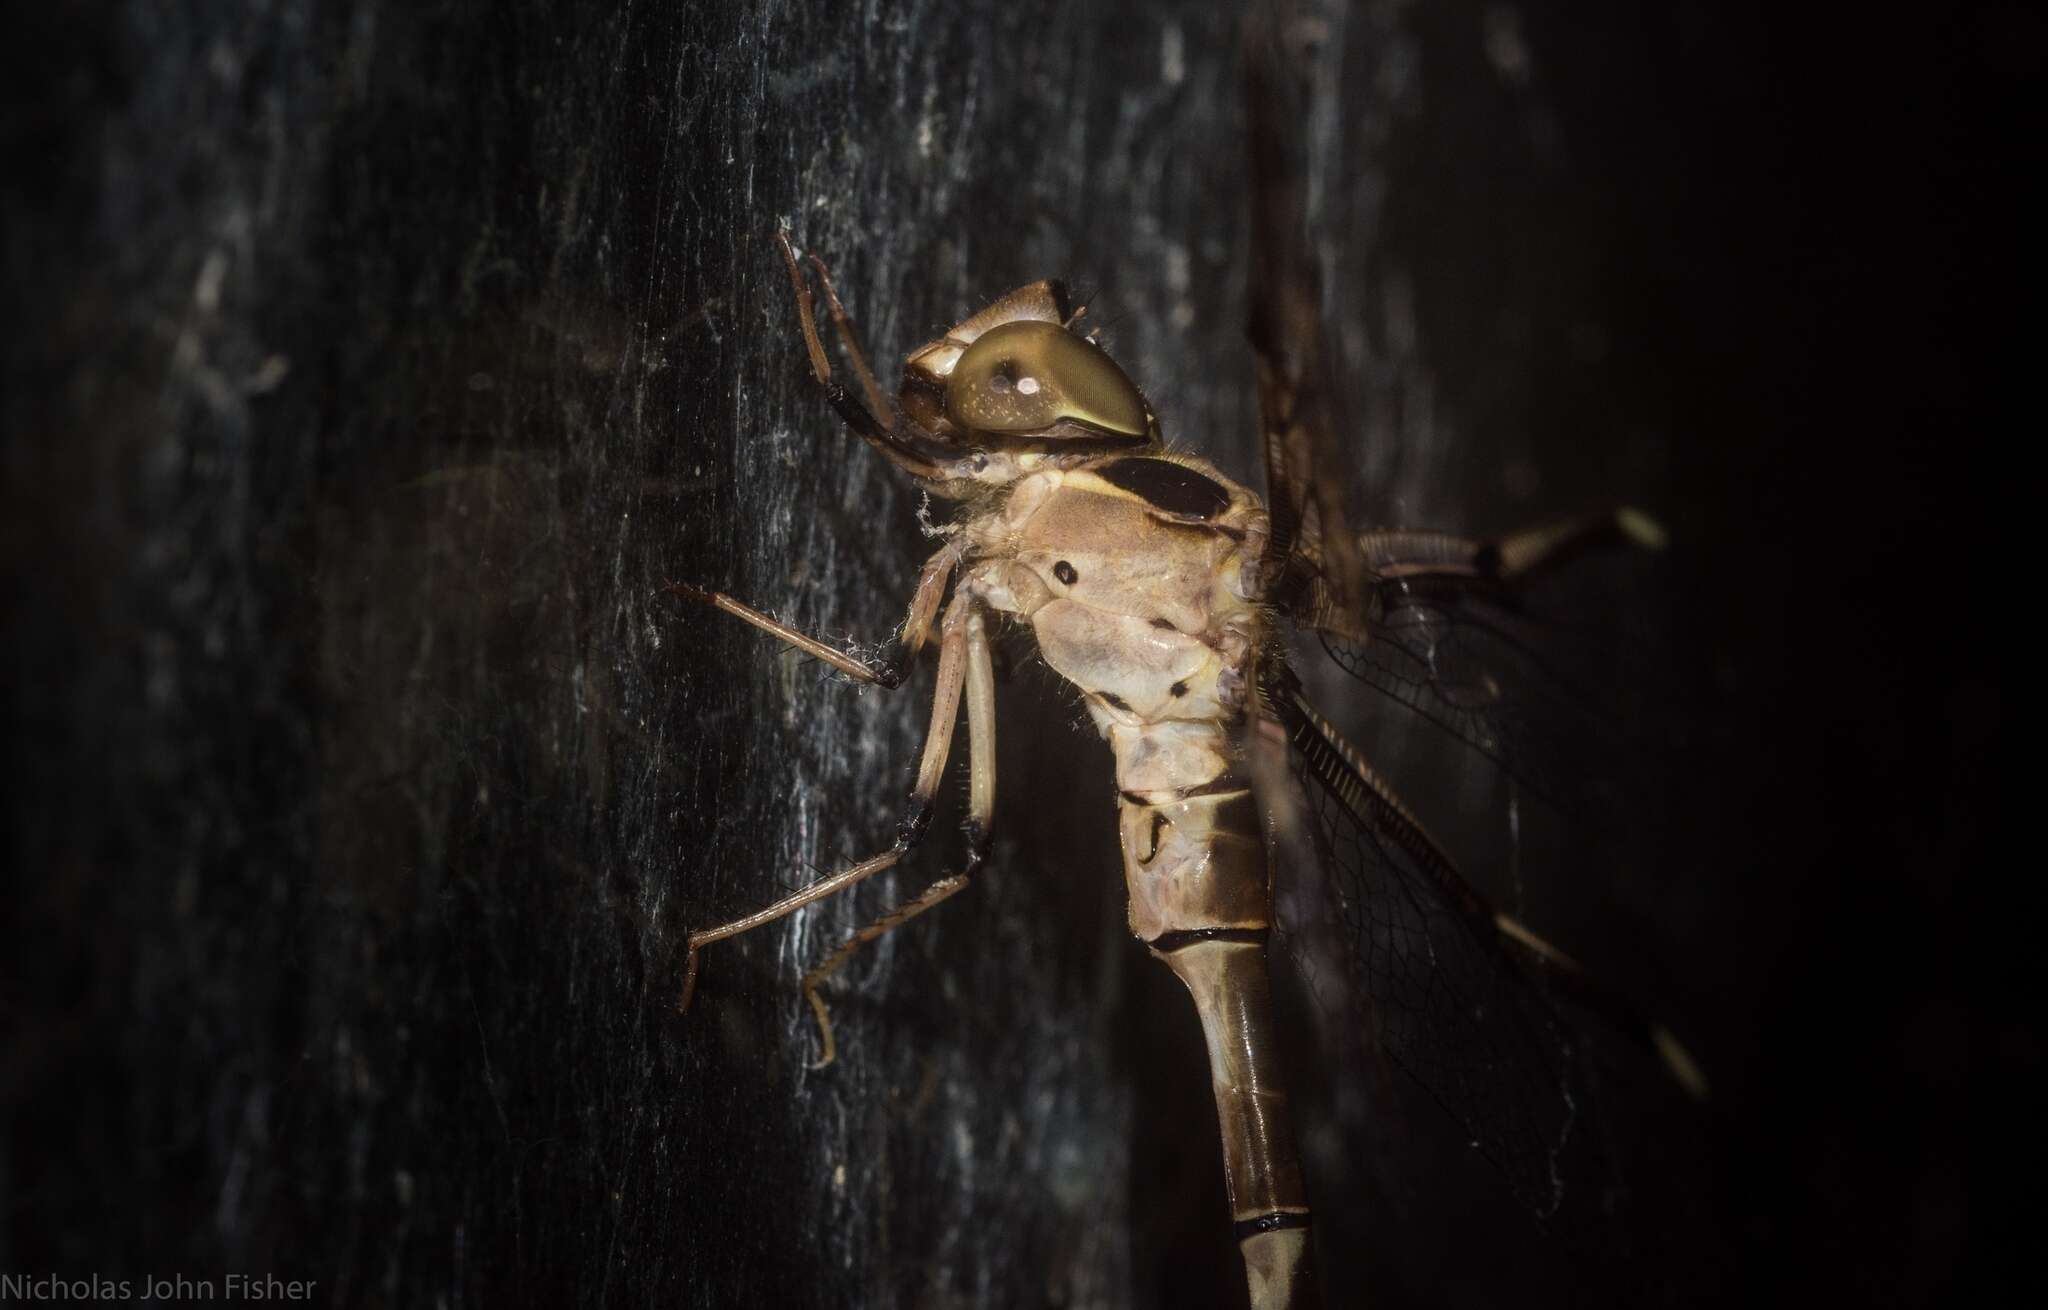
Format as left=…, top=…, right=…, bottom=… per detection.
left=959, top=456, right=1274, bottom=940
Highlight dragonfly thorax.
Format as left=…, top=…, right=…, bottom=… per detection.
left=956, top=455, right=1272, bottom=942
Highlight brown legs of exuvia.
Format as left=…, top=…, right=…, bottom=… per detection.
left=668, top=546, right=993, bottom=1068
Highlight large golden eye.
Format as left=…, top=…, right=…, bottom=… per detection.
left=945, top=321, right=1151, bottom=439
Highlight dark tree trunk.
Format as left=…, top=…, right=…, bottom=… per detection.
left=4, top=1, right=2008, bottom=1306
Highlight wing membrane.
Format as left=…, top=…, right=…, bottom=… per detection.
left=1244, top=0, right=1368, bottom=631
left=1266, top=679, right=1585, bottom=1215
left=1241, top=1, right=1700, bottom=1267
left=1318, top=511, right=1670, bottom=816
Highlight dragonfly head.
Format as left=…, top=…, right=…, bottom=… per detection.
left=898, top=280, right=1161, bottom=485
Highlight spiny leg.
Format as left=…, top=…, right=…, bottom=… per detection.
left=1361, top=508, right=1666, bottom=585
left=895, top=538, right=969, bottom=669
left=1286, top=510, right=1667, bottom=644
left=681, top=591, right=979, bottom=1007
left=803, top=250, right=894, bottom=424
left=800, top=602, right=996, bottom=1067
left=664, top=580, right=897, bottom=687
left=801, top=873, right=969, bottom=1070
left=774, top=228, right=938, bottom=480
left=664, top=539, right=964, bottom=689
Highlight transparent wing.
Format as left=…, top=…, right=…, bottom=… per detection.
left=1264, top=682, right=1589, bottom=1216
left=1244, top=0, right=1369, bottom=629
left=1258, top=676, right=1708, bottom=1308
left=1315, top=512, right=1671, bottom=817
left=1240, top=2, right=1703, bottom=1279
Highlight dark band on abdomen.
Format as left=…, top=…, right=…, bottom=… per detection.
left=1118, top=773, right=1252, bottom=807
left=1232, top=1210, right=1313, bottom=1242
left=1151, top=926, right=1269, bottom=952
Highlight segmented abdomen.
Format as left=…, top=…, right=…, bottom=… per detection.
left=1108, top=719, right=1269, bottom=942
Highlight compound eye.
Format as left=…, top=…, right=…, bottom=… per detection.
left=945, top=321, right=1151, bottom=440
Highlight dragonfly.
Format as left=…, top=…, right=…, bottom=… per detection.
left=672, top=10, right=1705, bottom=1308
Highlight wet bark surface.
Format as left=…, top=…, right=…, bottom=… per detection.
left=5, top=1, right=2014, bottom=1306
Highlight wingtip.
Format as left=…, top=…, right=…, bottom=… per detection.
left=1616, top=507, right=1668, bottom=551
left=1651, top=1024, right=1711, bottom=1101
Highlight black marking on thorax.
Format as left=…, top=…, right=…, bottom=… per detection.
left=1150, top=926, right=1269, bottom=952
left=1093, top=456, right=1232, bottom=520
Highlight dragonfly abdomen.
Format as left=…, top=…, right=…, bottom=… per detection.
left=1110, top=720, right=1316, bottom=1310
left=1112, top=722, right=1269, bottom=942
left=961, top=458, right=1315, bottom=1305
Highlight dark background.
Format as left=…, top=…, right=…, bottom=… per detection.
left=3, top=0, right=2018, bottom=1306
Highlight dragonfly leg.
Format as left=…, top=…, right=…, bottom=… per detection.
left=1362, top=507, right=1665, bottom=584
left=801, top=599, right=994, bottom=1066
left=802, top=248, right=894, bottom=424
left=774, top=228, right=939, bottom=480
left=679, top=589, right=991, bottom=1019
left=681, top=593, right=982, bottom=1011
left=801, top=869, right=974, bottom=1069
left=664, top=539, right=963, bottom=689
